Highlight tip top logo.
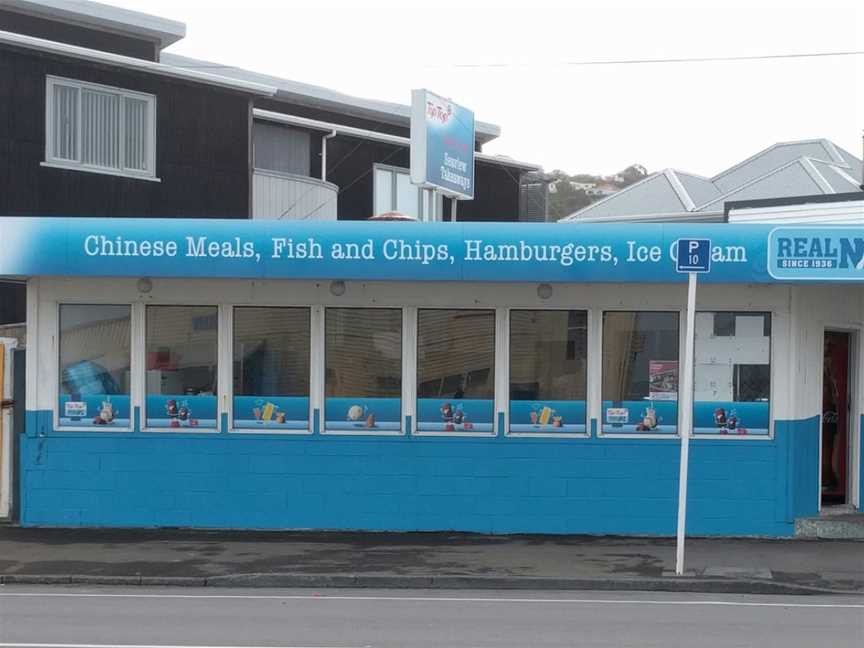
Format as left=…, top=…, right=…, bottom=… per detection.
left=426, top=98, right=454, bottom=126
left=770, top=229, right=864, bottom=280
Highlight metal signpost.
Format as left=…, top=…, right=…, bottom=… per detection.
left=674, top=238, right=711, bottom=576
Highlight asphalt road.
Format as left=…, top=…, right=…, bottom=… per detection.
left=0, top=586, right=861, bottom=648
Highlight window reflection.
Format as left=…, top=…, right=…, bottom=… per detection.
left=602, top=311, right=679, bottom=434
left=510, top=310, right=587, bottom=433
left=325, top=308, right=402, bottom=432
left=417, top=309, right=495, bottom=433
left=58, top=304, right=131, bottom=428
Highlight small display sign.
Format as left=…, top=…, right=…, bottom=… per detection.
left=64, top=401, right=87, bottom=419
left=606, top=407, right=629, bottom=424
left=649, top=360, right=679, bottom=401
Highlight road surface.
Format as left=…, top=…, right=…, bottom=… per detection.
left=0, top=586, right=861, bottom=647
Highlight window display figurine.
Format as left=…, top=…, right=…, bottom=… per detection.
left=93, top=400, right=115, bottom=425
left=713, top=407, right=727, bottom=430
left=440, top=402, right=454, bottom=423
left=636, top=405, right=658, bottom=431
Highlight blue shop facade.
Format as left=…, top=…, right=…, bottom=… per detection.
left=2, top=218, right=862, bottom=535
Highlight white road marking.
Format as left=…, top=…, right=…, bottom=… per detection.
left=0, top=591, right=861, bottom=609
left=0, top=644, right=369, bottom=648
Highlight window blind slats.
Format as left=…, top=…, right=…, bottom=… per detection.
left=48, top=78, right=154, bottom=177
left=52, top=84, right=78, bottom=161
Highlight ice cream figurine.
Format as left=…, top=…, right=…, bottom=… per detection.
left=262, top=401, right=275, bottom=422
left=440, top=402, right=454, bottom=422
left=452, top=405, right=464, bottom=425
left=275, top=411, right=286, bottom=424
left=539, top=406, right=553, bottom=426
left=552, top=416, right=563, bottom=428
left=366, top=412, right=376, bottom=428
left=166, top=399, right=179, bottom=419
left=94, top=399, right=115, bottom=424
left=178, top=402, right=190, bottom=422
left=253, top=400, right=263, bottom=421
left=714, top=407, right=727, bottom=429
left=347, top=404, right=364, bottom=421
left=636, top=405, right=658, bottom=431
left=529, top=410, right=539, bottom=425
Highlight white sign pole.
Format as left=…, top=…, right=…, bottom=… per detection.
left=675, top=270, right=697, bottom=576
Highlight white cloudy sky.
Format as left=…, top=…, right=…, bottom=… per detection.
left=110, top=0, right=862, bottom=176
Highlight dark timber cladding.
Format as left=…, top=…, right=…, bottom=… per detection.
left=0, top=9, right=158, bottom=61
left=325, top=138, right=523, bottom=222
left=0, top=44, right=252, bottom=219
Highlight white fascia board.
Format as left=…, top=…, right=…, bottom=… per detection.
left=252, top=109, right=542, bottom=171
left=0, top=30, right=277, bottom=95
left=728, top=199, right=864, bottom=223
left=3, top=0, right=186, bottom=48
left=559, top=210, right=724, bottom=224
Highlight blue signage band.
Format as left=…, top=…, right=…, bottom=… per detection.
left=1, top=218, right=863, bottom=284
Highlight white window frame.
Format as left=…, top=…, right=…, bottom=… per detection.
left=373, top=163, right=440, bottom=222
left=43, top=75, right=159, bottom=181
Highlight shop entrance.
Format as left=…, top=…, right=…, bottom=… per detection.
left=821, top=331, right=852, bottom=507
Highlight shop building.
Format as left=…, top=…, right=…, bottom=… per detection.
left=0, top=0, right=543, bottom=325
left=1, top=216, right=861, bottom=534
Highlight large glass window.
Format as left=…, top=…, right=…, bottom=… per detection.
left=509, top=310, right=587, bottom=434
left=58, top=304, right=131, bottom=428
left=46, top=76, right=156, bottom=178
left=694, top=312, right=771, bottom=436
left=325, top=308, right=402, bottom=432
left=602, top=311, right=679, bottom=435
left=417, top=309, right=495, bottom=433
left=145, top=306, right=218, bottom=429
left=233, top=307, right=311, bottom=431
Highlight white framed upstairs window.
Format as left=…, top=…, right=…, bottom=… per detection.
left=44, top=76, right=157, bottom=180
left=373, top=164, right=441, bottom=221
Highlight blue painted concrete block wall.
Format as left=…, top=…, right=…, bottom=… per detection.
left=20, top=411, right=822, bottom=535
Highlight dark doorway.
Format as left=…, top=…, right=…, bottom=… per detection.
left=822, top=331, right=850, bottom=506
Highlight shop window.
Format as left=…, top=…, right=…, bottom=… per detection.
left=601, top=311, right=679, bottom=435
left=145, top=306, right=218, bottom=429
left=694, top=312, right=771, bottom=436
left=417, top=309, right=495, bottom=433
left=45, top=76, right=156, bottom=179
left=325, top=308, right=402, bottom=432
left=232, top=307, right=311, bottom=431
left=509, top=310, right=588, bottom=434
left=58, top=304, right=131, bottom=428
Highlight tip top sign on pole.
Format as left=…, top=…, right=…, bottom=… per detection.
left=674, top=237, right=711, bottom=576
left=410, top=89, right=475, bottom=200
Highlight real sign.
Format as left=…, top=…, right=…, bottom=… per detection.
left=410, top=89, right=475, bottom=199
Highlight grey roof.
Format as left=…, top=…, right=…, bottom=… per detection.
left=3, top=0, right=185, bottom=49
left=561, top=139, right=863, bottom=223
left=161, top=53, right=502, bottom=144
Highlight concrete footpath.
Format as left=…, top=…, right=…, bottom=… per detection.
left=0, top=527, right=861, bottom=595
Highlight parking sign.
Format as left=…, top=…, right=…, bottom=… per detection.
left=676, top=239, right=711, bottom=273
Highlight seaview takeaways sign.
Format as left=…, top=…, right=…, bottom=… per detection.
left=410, top=89, right=475, bottom=199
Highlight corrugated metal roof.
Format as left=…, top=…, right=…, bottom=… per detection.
left=162, top=53, right=502, bottom=144
left=560, top=172, right=687, bottom=220
left=711, top=140, right=844, bottom=192
left=560, top=139, right=863, bottom=224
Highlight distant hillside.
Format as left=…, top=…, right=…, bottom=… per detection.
left=547, top=164, right=648, bottom=221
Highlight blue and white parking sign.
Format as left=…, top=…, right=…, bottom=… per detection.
left=676, top=239, right=712, bottom=273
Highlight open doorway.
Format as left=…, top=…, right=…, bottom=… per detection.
left=822, top=331, right=851, bottom=507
